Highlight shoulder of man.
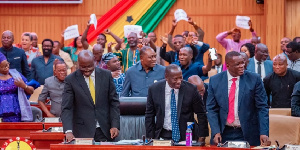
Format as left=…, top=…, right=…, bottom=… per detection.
left=149, top=79, right=166, bottom=90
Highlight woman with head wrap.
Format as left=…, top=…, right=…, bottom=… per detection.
left=102, top=52, right=125, bottom=97
left=0, top=52, right=34, bottom=122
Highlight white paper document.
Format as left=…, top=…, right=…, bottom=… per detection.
left=64, top=25, right=79, bottom=40
left=90, top=14, right=97, bottom=30
left=124, top=25, right=143, bottom=38
left=236, top=16, right=250, bottom=29
left=174, top=9, right=188, bottom=22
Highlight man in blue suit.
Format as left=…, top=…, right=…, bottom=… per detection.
left=207, top=51, right=269, bottom=146
left=247, top=43, right=273, bottom=79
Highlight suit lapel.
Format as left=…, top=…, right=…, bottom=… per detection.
left=160, top=80, right=166, bottom=119
left=238, top=74, right=245, bottom=111
left=247, top=58, right=255, bottom=72
left=95, top=68, right=101, bottom=105
left=177, top=82, right=184, bottom=120
left=222, top=72, right=229, bottom=111
left=75, top=70, right=95, bottom=106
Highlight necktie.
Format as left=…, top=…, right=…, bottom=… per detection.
left=89, top=76, right=96, bottom=104
left=171, top=89, right=180, bottom=143
left=227, top=78, right=237, bottom=124
left=257, top=61, right=262, bottom=76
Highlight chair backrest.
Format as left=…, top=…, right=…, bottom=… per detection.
left=119, top=97, right=147, bottom=115
left=29, top=85, right=44, bottom=103
left=269, top=108, right=291, bottom=116
left=31, top=106, right=43, bottom=122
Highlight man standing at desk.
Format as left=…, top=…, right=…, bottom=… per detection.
left=61, top=51, right=120, bottom=142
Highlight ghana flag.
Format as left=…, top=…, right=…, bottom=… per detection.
left=81, top=0, right=176, bottom=45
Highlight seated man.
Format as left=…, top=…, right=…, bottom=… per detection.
left=145, top=64, right=208, bottom=143
left=31, top=39, right=63, bottom=85
left=263, top=54, right=300, bottom=108
left=247, top=43, right=273, bottom=79
left=38, top=60, right=67, bottom=117
left=286, top=41, right=300, bottom=72
left=292, top=81, right=300, bottom=117
left=121, top=46, right=165, bottom=97
left=173, top=47, right=212, bottom=81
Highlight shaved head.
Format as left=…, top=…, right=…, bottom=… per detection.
left=78, top=50, right=95, bottom=77
left=273, top=54, right=288, bottom=76
left=273, top=54, right=287, bottom=63
left=2, top=30, right=14, bottom=48
left=188, top=75, right=206, bottom=98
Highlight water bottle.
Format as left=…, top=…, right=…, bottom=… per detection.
left=186, top=122, right=193, bottom=146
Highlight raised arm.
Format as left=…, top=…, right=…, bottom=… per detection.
left=216, top=31, right=230, bottom=49
left=167, top=19, right=177, bottom=50
left=60, top=30, right=65, bottom=50
left=244, top=20, right=257, bottom=43
left=188, top=17, right=204, bottom=42
left=104, top=29, right=122, bottom=51
left=202, top=53, right=212, bottom=74
left=82, top=22, right=91, bottom=50
left=160, top=36, right=172, bottom=64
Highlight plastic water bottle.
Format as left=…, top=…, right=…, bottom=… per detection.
left=186, top=122, right=193, bottom=146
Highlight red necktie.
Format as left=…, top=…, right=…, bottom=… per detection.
left=227, top=78, right=237, bottom=124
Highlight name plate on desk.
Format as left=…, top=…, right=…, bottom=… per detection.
left=50, top=127, right=63, bottom=132
left=44, top=117, right=60, bottom=123
left=153, top=140, right=172, bottom=146
left=285, top=144, right=300, bottom=150
left=74, top=138, right=93, bottom=145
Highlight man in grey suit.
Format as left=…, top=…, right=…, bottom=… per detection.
left=247, top=43, right=273, bottom=79
left=145, top=64, right=208, bottom=143
left=61, top=51, right=120, bottom=142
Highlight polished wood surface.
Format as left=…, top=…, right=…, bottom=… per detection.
left=0, top=0, right=295, bottom=63
left=50, top=144, right=250, bottom=150
left=30, top=131, right=65, bottom=150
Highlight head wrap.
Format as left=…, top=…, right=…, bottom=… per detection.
left=0, top=52, right=7, bottom=63
left=102, top=52, right=116, bottom=64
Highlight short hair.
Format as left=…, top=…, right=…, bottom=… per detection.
left=225, top=51, right=241, bottom=63
left=217, top=53, right=222, bottom=59
left=53, top=41, right=60, bottom=45
left=140, top=46, right=153, bottom=56
left=286, top=41, right=300, bottom=53
left=22, top=32, right=33, bottom=41
left=165, top=64, right=181, bottom=76
left=293, top=37, right=300, bottom=42
left=182, top=31, right=189, bottom=37
left=174, top=34, right=184, bottom=38
left=241, top=43, right=255, bottom=58
left=98, top=33, right=106, bottom=40
left=54, top=59, right=67, bottom=70
left=41, top=39, right=54, bottom=47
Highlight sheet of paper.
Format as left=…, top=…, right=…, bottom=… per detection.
left=89, top=14, right=97, bottom=30
left=64, top=25, right=79, bottom=40
left=236, top=15, right=250, bottom=29
left=174, top=9, right=188, bottom=22
left=124, top=25, right=143, bottom=38
left=209, top=48, right=218, bottom=60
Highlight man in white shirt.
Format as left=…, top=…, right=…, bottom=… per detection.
left=145, top=64, right=208, bottom=144
left=212, top=53, right=223, bottom=73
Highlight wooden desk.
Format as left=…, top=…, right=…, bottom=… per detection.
left=50, top=144, right=250, bottom=150
left=30, top=131, right=65, bottom=150
left=0, top=122, right=62, bottom=147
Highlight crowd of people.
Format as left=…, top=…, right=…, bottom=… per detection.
left=0, top=17, right=300, bottom=146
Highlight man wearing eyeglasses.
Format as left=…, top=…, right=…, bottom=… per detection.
left=286, top=41, right=300, bottom=72
left=31, top=39, right=63, bottom=85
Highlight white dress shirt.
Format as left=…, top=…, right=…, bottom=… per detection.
left=215, top=64, right=223, bottom=73
left=226, top=71, right=241, bottom=127
left=163, top=82, right=179, bottom=131
left=254, top=57, right=266, bottom=79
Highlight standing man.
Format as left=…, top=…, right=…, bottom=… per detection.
left=264, top=54, right=300, bottom=108
left=207, top=51, right=269, bottom=146
left=285, top=41, right=300, bottom=72
left=0, top=30, right=31, bottom=80
left=280, top=37, right=292, bottom=57
left=121, top=46, right=165, bottom=97
left=216, top=21, right=257, bottom=52
left=92, top=44, right=105, bottom=69
left=148, top=32, right=165, bottom=66
left=212, top=53, right=223, bottom=73
left=145, top=64, right=208, bottom=143
left=31, top=39, right=63, bottom=85
left=61, top=51, right=120, bottom=142
left=188, top=75, right=208, bottom=107
left=247, top=43, right=273, bottom=79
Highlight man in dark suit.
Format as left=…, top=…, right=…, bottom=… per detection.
left=145, top=64, right=208, bottom=143
left=61, top=51, right=120, bottom=142
left=207, top=51, right=269, bottom=146
left=211, top=53, right=223, bottom=74
left=247, top=43, right=273, bottom=79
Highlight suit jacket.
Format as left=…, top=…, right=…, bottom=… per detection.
left=206, top=71, right=269, bottom=146
left=61, top=68, right=120, bottom=140
left=247, top=57, right=273, bottom=77
left=145, top=80, right=209, bottom=141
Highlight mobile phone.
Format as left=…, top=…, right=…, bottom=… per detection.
left=209, top=48, right=218, bottom=60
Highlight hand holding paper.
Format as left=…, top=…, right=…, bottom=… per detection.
left=63, top=25, right=79, bottom=41
left=89, top=14, right=97, bottom=30
left=124, top=25, right=143, bottom=38
left=236, top=16, right=250, bottom=29
left=174, top=9, right=188, bottom=22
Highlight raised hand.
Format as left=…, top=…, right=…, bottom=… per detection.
left=107, top=42, right=116, bottom=48
left=172, top=19, right=177, bottom=27
left=104, top=29, right=111, bottom=34
left=187, top=16, right=195, bottom=26
left=160, top=35, right=168, bottom=44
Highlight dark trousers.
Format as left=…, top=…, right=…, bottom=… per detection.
left=94, top=128, right=110, bottom=142
left=160, top=128, right=172, bottom=140
left=221, top=126, right=244, bottom=143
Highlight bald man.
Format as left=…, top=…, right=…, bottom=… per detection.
left=93, top=44, right=105, bottom=69
left=247, top=43, right=273, bottom=79
left=240, top=52, right=249, bottom=69
left=61, top=50, right=120, bottom=142
left=188, top=75, right=208, bottom=106
left=263, top=54, right=300, bottom=108
left=0, top=30, right=31, bottom=80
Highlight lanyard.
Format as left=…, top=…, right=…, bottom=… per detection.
left=126, top=48, right=138, bottom=71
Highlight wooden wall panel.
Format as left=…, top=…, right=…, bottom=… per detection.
left=286, top=0, right=300, bottom=40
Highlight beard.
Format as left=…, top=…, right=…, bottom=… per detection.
left=43, top=48, right=52, bottom=57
